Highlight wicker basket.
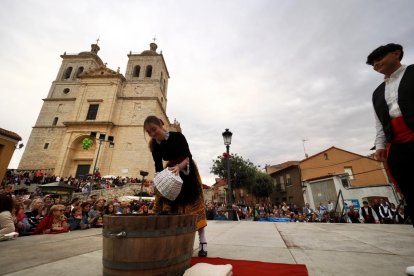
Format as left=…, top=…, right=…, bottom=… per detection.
left=153, top=168, right=183, bottom=201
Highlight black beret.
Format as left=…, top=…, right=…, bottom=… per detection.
left=366, top=43, right=403, bottom=65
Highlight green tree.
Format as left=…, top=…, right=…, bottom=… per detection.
left=210, top=153, right=257, bottom=188
left=211, top=153, right=274, bottom=203
left=249, top=172, right=274, bottom=201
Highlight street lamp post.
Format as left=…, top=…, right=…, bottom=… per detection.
left=139, top=170, right=149, bottom=201
left=89, top=132, right=114, bottom=195
left=90, top=132, right=115, bottom=175
left=222, top=128, right=236, bottom=220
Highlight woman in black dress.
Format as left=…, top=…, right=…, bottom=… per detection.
left=144, top=115, right=208, bottom=257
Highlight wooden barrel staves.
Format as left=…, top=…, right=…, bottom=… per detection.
left=102, top=214, right=197, bottom=276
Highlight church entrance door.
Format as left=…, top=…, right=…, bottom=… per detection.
left=76, top=165, right=91, bottom=178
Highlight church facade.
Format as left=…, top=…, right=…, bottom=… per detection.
left=18, top=42, right=180, bottom=179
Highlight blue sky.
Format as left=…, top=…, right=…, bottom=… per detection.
left=1, top=0, right=414, bottom=184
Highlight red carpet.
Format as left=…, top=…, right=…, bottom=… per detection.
left=191, top=257, right=308, bottom=276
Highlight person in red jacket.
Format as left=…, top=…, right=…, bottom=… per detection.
left=34, top=204, right=69, bottom=234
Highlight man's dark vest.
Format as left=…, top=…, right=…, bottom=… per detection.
left=380, top=205, right=390, bottom=218
left=372, top=64, right=414, bottom=143
left=361, top=207, right=375, bottom=223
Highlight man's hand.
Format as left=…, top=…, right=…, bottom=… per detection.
left=375, top=149, right=387, bottom=162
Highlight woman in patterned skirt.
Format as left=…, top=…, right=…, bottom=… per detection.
left=144, top=115, right=208, bottom=257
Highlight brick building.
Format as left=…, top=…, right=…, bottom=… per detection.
left=0, top=128, right=22, bottom=183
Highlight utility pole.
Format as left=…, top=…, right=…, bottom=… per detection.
left=302, top=139, right=309, bottom=158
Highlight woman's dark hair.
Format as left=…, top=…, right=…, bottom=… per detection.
left=0, top=194, right=14, bottom=213
left=366, top=43, right=404, bottom=65
left=71, top=206, right=82, bottom=214
left=143, top=115, right=164, bottom=152
left=144, top=115, right=163, bottom=127
left=80, top=202, right=91, bottom=208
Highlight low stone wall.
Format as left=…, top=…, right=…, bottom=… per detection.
left=72, top=184, right=153, bottom=202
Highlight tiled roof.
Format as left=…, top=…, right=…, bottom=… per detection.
left=0, top=127, right=22, bottom=141
left=267, top=161, right=300, bottom=174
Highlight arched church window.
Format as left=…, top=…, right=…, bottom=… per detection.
left=133, top=65, right=140, bottom=77
left=64, top=67, right=73, bottom=79
left=76, top=66, right=84, bottom=78
left=145, top=65, right=152, bottom=78
left=52, top=117, right=58, bottom=126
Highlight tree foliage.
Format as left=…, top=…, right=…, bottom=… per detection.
left=210, top=153, right=273, bottom=198
left=249, top=171, right=274, bottom=200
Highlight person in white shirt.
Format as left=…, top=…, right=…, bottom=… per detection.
left=367, top=43, right=414, bottom=275
left=379, top=199, right=393, bottom=223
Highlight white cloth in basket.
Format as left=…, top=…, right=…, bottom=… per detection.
left=184, top=263, right=233, bottom=276
left=153, top=168, right=183, bottom=201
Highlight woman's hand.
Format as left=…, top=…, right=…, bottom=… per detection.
left=168, top=165, right=181, bottom=175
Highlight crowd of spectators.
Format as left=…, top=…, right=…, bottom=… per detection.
left=1, top=172, right=410, bottom=240
left=1, top=169, right=150, bottom=195
left=0, top=191, right=155, bottom=238
left=205, top=200, right=408, bottom=224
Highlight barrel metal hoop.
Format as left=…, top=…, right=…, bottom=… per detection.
left=102, top=252, right=192, bottom=270
left=102, top=225, right=196, bottom=238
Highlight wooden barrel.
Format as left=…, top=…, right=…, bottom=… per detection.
left=102, top=214, right=197, bottom=276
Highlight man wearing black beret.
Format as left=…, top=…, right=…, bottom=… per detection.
left=367, top=43, right=414, bottom=275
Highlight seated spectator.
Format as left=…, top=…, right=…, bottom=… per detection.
left=214, top=207, right=227, bottom=220
left=14, top=203, right=32, bottom=235
left=289, top=212, right=297, bottom=222
left=359, top=201, right=379, bottom=224
left=63, top=204, right=71, bottom=219
left=68, top=206, right=88, bottom=230
left=42, top=195, right=54, bottom=214
left=34, top=204, right=69, bottom=234
left=80, top=202, right=92, bottom=228
left=303, top=203, right=313, bottom=220
left=205, top=202, right=217, bottom=220
left=309, top=212, right=320, bottom=223
left=297, top=213, right=306, bottom=222
left=0, top=194, right=16, bottom=235
left=379, top=199, right=393, bottom=224
left=291, top=204, right=299, bottom=215
left=117, top=201, right=131, bottom=215
left=319, top=202, right=328, bottom=216
left=130, top=200, right=140, bottom=214
left=320, top=212, right=333, bottom=223
left=25, top=198, right=46, bottom=232
left=256, top=210, right=268, bottom=221
left=88, top=199, right=105, bottom=228
left=281, top=202, right=289, bottom=216
left=347, top=206, right=361, bottom=223
left=103, top=202, right=116, bottom=216
left=138, top=204, right=149, bottom=215
left=70, top=197, right=81, bottom=211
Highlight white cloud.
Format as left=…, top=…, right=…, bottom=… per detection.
left=1, top=0, right=414, bottom=185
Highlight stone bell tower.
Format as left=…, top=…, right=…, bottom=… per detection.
left=19, top=42, right=179, bottom=179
